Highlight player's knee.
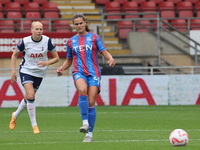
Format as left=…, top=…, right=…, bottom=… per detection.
left=26, top=94, right=35, bottom=100
left=88, top=98, right=95, bottom=107
left=78, top=88, right=87, bottom=95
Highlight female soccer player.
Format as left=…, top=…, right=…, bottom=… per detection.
left=57, top=13, right=115, bottom=142
left=9, top=21, right=59, bottom=134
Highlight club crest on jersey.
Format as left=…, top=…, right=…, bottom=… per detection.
left=74, top=45, right=92, bottom=52
left=30, top=53, right=43, bottom=58
left=87, top=37, right=91, bottom=41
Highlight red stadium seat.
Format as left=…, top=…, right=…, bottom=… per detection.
left=0, top=20, right=15, bottom=31
left=185, top=0, right=199, bottom=4
left=149, top=0, right=164, bottom=4
left=105, top=2, right=122, bottom=19
left=171, top=19, right=188, bottom=31
left=123, top=1, right=140, bottom=19
left=141, top=1, right=157, bottom=18
left=24, top=2, right=41, bottom=18
left=195, top=1, right=200, bottom=17
left=17, top=20, right=32, bottom=32
left=190, top=19, right=200, bottom=30
left=0, top=29, right=15, bottom=33
left=0, top=3, right=3, bottom=18
left=13, top=0, right=30, bottom=5
left=7, top=12, right=22, bottom=18
left=54, top=20, right=71, bottom=32
left=159, top=1, right=175, bottom=18
left=42, top=2, right=59, bottom=19
left=0, top=0, right=11, bottom=5
left=5, top=2, right=22, bottom=11
left=113, top=0, right=128, bottom=5
left=135, top=20, right=152, bottom=32
left=177, top=1, right=193, bottom=18
left=166, top=0, right=182, bottom=4
left=117, top=21, right=133, bottom=39
left=95, top=0, right=110, bottom=5
left=40, top=20, right=53, bottom=32
left=130, top=0, right=146, bottom=5
left=32, top=0, right=48, bottom=5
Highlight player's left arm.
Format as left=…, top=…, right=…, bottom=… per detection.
left=101, top=50, right=115, bottom=67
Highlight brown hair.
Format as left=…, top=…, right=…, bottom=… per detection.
left=72, top=13, right=91, bottom=32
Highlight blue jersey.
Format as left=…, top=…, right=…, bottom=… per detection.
left=67, top=32, right=106, bottom=78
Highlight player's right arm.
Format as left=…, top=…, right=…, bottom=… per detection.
left=11, top=48, right=21, bottom=85
left=57, top=58, right=73, bottom=76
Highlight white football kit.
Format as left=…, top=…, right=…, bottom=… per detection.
left=16, top=35, right=56, bottom=78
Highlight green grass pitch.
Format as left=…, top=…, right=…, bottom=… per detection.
left=0, top=105, right=199, bottom=150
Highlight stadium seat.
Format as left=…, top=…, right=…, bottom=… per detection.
left=42, top=2, right=59, bottom=19
left=149, top=0, right=164, bottom=4
left=54, top=20, right=71, bottom=32
left=185, top=0, right=199, bottom=4
left=17, top=20, right=32, bottom=32
left=177, top=1, right=193, bottom=18
left=40, top=20, right=53, bottom=32
left=0, top=0, right=11, bottom=5
left=24, top=2, right=41, bottom=18
left=159, top=1, right=175, bottom=18
left=130, top=0, right=146, bottom=5
left=153, top=19, right=170, bottom=31
left=190, top=19, right=200, bottom=30
left=135, top=20, right=152, bottom=32
left=0, top=20, right=15, bottom=32
left=95, top=0, right=110, bottom=5
left=32, top=0, right=48, bottom=5
left=123, top=1, right=139, bottom=19
left=171, top=19, right=188, bottom=31
left=105, top=2, right=122, bottom=19
left=13, top=0, right=30, bottom=5
left=0, top=29, right=15, bottom=33
left=113, top=0, right=128, bottom=5
left=5, top=2, right=22, bottom=19
left=166, top=0, right=182, bottom=4
left=195, top=1, right=200, bottom=17
left=141, top=1, right=158, bottom=18
left=117, top=21, right=133, bottom=39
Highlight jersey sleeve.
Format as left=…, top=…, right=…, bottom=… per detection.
left=48, top=38, right=56, bottom=52
left=16, top=40, right=25, bottom=52
left=96, top=34, right=106, bottom=53
left=66, top=39, right=72, bottom=58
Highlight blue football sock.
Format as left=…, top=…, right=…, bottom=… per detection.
left=78, top=95, right=89, bottom=121
left=88, top=107, right=96, bottom=132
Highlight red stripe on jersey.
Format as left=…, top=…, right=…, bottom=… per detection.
left=92, top=34, right=100, bottom=77
left=79, top=36, right=89, bottom=76
left=68, top=38, right=78, bottom=73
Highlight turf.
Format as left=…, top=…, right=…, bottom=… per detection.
left=0, top=106, right=199, bottom=150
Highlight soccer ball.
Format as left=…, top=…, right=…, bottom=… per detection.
left=169, top=129, right=189, bottom=146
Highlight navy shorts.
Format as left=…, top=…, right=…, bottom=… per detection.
left=19, top=72, right=43, bottom=90
left=73, top=72, right=101, bottom=94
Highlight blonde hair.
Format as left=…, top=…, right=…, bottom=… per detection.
left=31, top=21, right=43, bottom=29
left=72, top=13, right=91, bottom=32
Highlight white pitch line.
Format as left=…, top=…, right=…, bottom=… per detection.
left=1, top=139, right=200, bottom=145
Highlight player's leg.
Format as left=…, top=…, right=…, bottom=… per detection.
left=74, top=73, right=89, bottom=133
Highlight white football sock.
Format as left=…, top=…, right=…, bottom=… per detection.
left=86, top=132, right=93, bottom=138
left=27, top=99, right=37, bottom=127
left=14, top=99, right=27, bottom=118
left=83, top=119, right=89, bottom=125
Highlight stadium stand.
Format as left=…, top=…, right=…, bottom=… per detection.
left=166, top=0, right=182, bottom=4
left=123, top=1, right=139, bottom=19
left=0, top=0, right=11, bottom=5
left=13, top=0, right=30, bottom=5
left=95, top=0, right=110, bottom=5
left=0, top=3, right=3, bottom=18
left=141, top=1, right=157, bottom=18
left=105, top=1, right=122, bottom=19
left=130, top=0, right=146, bottom=5
left=177, top=1, right=193, bottom=18
left=195, top=1, right=200, bottom=17
left=5, top=2, right=22, bottom=19
left=42, top=2, right=59, bottom=19
left=17, top=20, right=32, bottom=32
left=185, top=0, right=199, bottom=4
left=32, top=0, right=48, bottom=5
left=159, top=1, right=176, bottom=18
left=113, top=0, right=128, bottom=5
left=54, top=20, right=71, bottom=33
left=149, top=0, right=164, bottom=5
left=153, top=19, right=170, bottom=31
left=24, top=2, right=41, bottom=19
left=135, top=20, right=152, bottom=32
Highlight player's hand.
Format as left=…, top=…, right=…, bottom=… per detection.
left=11, top=73, right=17, bottom=85
left=37, top=61, right=47, bottom=68
left=57, top=67, right=63, bottom=76
left=108, top=58, right=115, bottom=67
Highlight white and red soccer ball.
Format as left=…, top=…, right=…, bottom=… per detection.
left=169, top=129, right=189, bottom=146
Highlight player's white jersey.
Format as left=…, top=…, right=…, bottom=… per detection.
left=16, top=35, right=56, bottom=78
